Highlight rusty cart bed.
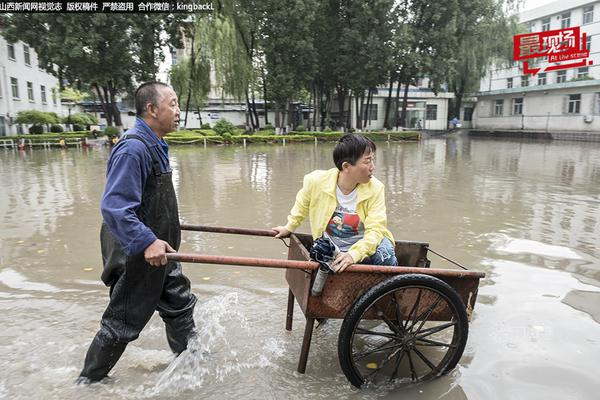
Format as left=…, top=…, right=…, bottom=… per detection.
left=169, top=224, right=485, bottom=388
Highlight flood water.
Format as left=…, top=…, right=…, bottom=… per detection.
left=1, top=134, right=599, bottom=399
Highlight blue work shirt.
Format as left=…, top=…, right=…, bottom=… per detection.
left=101, top=117, right=172, bottom=256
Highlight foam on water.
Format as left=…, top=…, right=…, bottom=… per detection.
left=0, top=268, right=60, bottom=292
left=148, top=292, right=285, bottom=396
left=485, top=233, right=583, bottom=260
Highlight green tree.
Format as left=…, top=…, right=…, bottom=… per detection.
left=15, top=110, right=60, bottom=132
left=1, top=13, right=179, bottom=127
left=259, top=0, right=318, bottom=129
left=447, top=0, right=520, bottom=119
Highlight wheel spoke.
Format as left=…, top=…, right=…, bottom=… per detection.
left=404, top=289, right=422, bottom=331
left=388, top=347, right=407, bottom=383
left=355, top=326, right=397, bottom=339
left=412, top=346, right=439, bottom=373
left=415, top=337, right=457, bottom=348
left=353, top=338, right=397, bottom=361
left=406, top=348, right=417, bottom=381
left=364, top=346, right=404, bottom=382
left=409, top=294, right=443, bottom=333
left=414, top=320, right=457, bottom=339
left=380, top=311, right=403, bottom=335
left=390, top=292, right=407, bottom=335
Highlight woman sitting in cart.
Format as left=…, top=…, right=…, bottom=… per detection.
left=273, top=133, right=397, bottom=272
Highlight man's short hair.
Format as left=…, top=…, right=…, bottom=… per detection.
left=135, top=82, right=171, bottom=117
left=333, top=133, right=376, bottom=170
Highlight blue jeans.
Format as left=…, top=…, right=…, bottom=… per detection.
left=361, top=238, right=398, bottom=266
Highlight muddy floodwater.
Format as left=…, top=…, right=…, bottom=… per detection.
left=1, top=134, right=599, bottom=400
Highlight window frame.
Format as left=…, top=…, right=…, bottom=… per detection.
left=494, top=99, right=504, bottom=116
left=512, top=98, right=523, bottom=115
left=425, top=104, right=438, bottom=120
left=561, top=12, right=571, bottom=29
left=23, top=44, right=31, bottom=66
left=10, top=77, right=19, bottom=99
left=568, top=94, right=581, bottom=114
left=27, top=81, right=34, bottom=102
left=537, top=73, right=547, bottom=85
left=583, top=5, right=594, bottom=25
left=7, top=42, right=15, bottom=60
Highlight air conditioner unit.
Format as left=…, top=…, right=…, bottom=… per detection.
left=584, top=115, right=593, bottom=123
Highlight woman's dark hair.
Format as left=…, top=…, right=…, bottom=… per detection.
left=332, top=133, right=376, bottom=170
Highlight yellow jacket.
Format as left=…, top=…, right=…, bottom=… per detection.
left=285, top=168, right=394, bottom=263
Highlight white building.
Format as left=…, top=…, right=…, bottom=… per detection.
left=473, top=0, right=600, bottom=135
left=0, top=36, right=66, bottom=136
left=340, top=82, right=454, bottom=132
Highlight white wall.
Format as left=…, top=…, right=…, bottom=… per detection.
left=0, top=36, right=66, bottom=135
left=474, top=85, right=600, bottom=131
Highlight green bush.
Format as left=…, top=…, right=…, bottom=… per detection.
left=63, top=112, right=98, bottom=125
left=50, top=124, right=64, bottom=133
left=295, top=124, right=306, bottom=132
left=29, top=125, right=44, bottom=134
left=262, top=123, right=274, bottom=131
left=213, top=119, right=235, bottom=136
left=16, top=110, right=59, bottom=125
left=105, top=126, right=120, bottom=136
left=221, top=132, right=233, bottom=141
left=323, top=127, right=332, bottom=132
left=72, top=123, right=85, bottom=131
left=201, top=123, right=211, bottom=129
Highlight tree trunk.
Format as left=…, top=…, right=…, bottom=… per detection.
left=384, top=71, right=395, bottom=129
left=337, top=87, right=346, bottom=130
left=262, top=68, right=269, bottom=125
left=393, top=79, right=402, bottom=128
left=102, top=85, right=114, bottom=126
left=399, top=79, right=410, bottom=128
left=108, top=82, right=122, bottom=128
left=93, top=83, right=111, bottom=126
left=251, top=90, right=259, bottom=130
left=183, top=31, right=195, bottom=128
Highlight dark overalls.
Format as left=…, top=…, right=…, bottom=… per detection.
left=80, top=134, right=197, bottom=382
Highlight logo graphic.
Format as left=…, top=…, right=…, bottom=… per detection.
left=513, top=26, right=592, bottom=76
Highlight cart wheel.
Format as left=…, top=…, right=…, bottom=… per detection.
left=338, top=274, right=468, bottom=388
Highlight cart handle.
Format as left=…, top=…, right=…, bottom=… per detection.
left=166, top=252, right=485, bottom=278
left=181, top=223, right=277, bottom=237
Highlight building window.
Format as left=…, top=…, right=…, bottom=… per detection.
left=10, top=77, right=19, bottom=99
left=27, top=81, right=34, bottom=101
left=41, top=85, right=47, bottom=103
left=507, top=77, right=513, bottom=88
left=561, top=12, right=571, bottom=29
left=513, top=98, right=523, bottom=115
left=363, top=103, right=378, bottom=120
left=568, top=94, right=581, bottom=113
left=425, top=104, right=437, bottom=120
left=52, top=88, right=57, bottom=105
left=541, top=18, right=550, bottom=31
left=584, top=6, right=594, bottom=25
left=537, top=73, right=547, bottom=85
left=494, top=99, right=504, bottom=116
left=463, top=107, right=473, bottom=121
left=23, top=44, right=31, bottom=66
left=7, top=42, right=15, bottom=60
left=586, top=35, right=592, bottom=52
left=557, top=70, right=567, bottom=83
left=521, top=75, right=529, bottom=87
left=577, top=67, right=589, bottom=78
